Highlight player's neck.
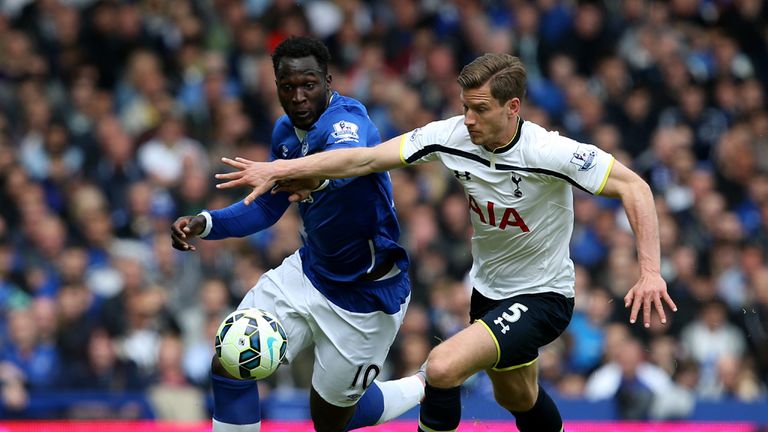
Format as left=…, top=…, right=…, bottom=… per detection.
left=485, top=115, right=520, bottom=152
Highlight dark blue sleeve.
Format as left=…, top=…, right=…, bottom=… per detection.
left=204, top=192, right=291, bottom=239
left=317, top=113, right=379, bottom=191
left=325, top=175, right=355, bottom=191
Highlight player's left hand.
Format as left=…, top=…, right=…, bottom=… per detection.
left=624, top=272, right=677, bottom=328
left=216, top=157, right=282, bottom=205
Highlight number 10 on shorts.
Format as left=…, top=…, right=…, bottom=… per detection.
left=350, top=364, right=381, bottom=389
left=493, top=303, right=529, bottom=334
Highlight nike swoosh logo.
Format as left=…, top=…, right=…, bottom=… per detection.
left=266, top=336, right=277, bottom=367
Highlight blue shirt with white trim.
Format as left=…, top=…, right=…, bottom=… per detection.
left=202, top=93, right=409, bottom=314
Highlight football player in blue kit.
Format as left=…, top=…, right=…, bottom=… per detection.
left=171, top=36, right=424, bottom=432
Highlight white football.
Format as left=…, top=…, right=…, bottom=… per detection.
left=214, top=308, right=287, bottom=380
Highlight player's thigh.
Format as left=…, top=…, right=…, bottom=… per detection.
left=310, top=289, right=410, bottom=408
left=473, top=291, right=573, bottom=371
left=426, top=322, right=498, bottom=386
left=237, top=251, right=314, bottom=363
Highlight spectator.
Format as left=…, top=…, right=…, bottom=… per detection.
left=650, top=358, right=698, bottom=420
left=704, top=354, right=765, bottom=402
left=657, top=85, right=729, bottom=161
left=147, top=333, right=207, bottom=421
left=88, top=115, right=144, bottom=232
left=137, top=115, right=209, bottom=189
left=567, top=287, right=614, bottom=374
left=55, top=282, right=97, bottom=369
left=60, top=327, right=145, bottom=392
left=585, top=336, right=673, bottom=419
left=742, top=267, right=768, bottom=383
left=176, top=277, right=231, bottom=385
left=0, top=306, right=60, bottom=390
left=680, top=297, right=748, bottom=397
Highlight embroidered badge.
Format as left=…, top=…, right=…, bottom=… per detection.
left=331, top=120, right=360, bottom=142
left=571, top=145, right=596, bottom=171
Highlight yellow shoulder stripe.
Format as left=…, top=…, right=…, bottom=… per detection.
left=399, top=134, right=409, bottom=165
left=596, top=156, right=615, bottom=195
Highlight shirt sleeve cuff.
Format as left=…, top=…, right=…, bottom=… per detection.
left=198, top=211, right=213, bottom=238
left=312, top=179, right=330, bottom=192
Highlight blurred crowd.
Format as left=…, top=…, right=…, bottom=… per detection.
left=1, top=0, right=768, bottom=422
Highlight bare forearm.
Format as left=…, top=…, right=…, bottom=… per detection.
left=272, top=147, right=378, bottom=181
left=622, top=180, right=661, bottom=275
left=600, top=159, right=675, bottom=326
left=271, top=135, right=405, bottom=182
left=216, top=136, right=407, bottom=205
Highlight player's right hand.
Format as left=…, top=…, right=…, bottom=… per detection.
left=272, top=178, right=319, bottom=202
left=171, top=215, right=207, bottom=251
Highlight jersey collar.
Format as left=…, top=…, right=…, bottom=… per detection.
left=490, top=116, right=524, bottom=154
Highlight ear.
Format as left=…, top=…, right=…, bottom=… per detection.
left=506, top=97, right=521, bottom=117
left=326, top=74, right=333, bottom=86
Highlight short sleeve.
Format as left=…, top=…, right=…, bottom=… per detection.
left=533, top=131, right=615, bottom=195
left=399, top=117, right=461, bottom=165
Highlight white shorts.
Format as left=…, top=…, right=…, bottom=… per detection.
left=237, top=251, right=409, bottom=407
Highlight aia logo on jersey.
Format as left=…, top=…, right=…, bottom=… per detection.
left=468, top=195, right=529, bottom=232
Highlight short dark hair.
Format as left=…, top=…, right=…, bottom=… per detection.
left=457, top=53, right=527, bottom=104
left=272, top=36, right=332, bottom=75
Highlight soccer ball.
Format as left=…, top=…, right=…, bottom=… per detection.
left=215, top=308, right=288, bottom=380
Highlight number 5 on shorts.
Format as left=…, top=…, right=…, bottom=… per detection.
left=492, top=303, right=529, bottom=334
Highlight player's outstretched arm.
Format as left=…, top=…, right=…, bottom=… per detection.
left=215, top=135, right=406, bottom=205
left=598, top=160, right=678, bottom=328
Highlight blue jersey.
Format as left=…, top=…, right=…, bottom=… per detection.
left=202, top=93, right=409, bottom=314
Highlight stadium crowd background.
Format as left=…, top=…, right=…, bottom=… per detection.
left=1, top=0, right=767, bottom=423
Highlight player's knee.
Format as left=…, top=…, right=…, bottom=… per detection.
left=495, top=384, right=537, bottom=412
left=210, top=354, right=235, bottom=379
left=425, top=349, right=464, bottom=388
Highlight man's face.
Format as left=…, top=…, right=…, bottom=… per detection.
left=275, top=56, right=330, bottom=130
left=461, top=83, right=517, bottom=149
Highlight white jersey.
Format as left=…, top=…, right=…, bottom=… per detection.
left=400, top=116, right=614, bottom=300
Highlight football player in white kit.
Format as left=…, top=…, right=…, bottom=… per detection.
left=215, top=53, right=677, bottom=432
